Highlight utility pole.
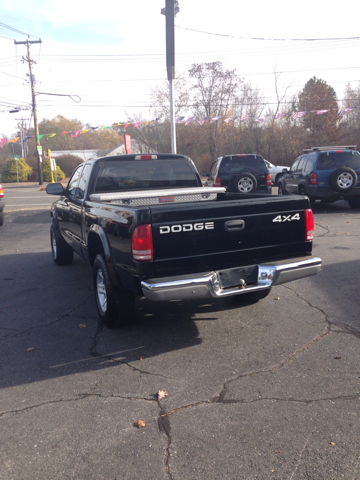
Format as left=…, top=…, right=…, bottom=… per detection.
left=161, top=0, right=179, bottom=154
left=14, top=37, right=43, bottom=184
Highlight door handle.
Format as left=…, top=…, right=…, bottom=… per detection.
left=224, top=219, right=245, bottom=231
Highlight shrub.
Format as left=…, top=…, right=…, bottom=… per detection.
left=54, top=154, right=83, bottom=177
left=1, top=158, right=33, bottom=182
left=41, top=158, right=65, bottom=182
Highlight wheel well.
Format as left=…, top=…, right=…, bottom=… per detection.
left=88, top=232, right=105, bottom=267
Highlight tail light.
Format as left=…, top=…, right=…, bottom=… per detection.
left=305, top=209, right=315, bottom=241
left=132, top=224, right=153, bottom=261
left=310, top=173, right=318, bottom=185
left=0, top=185, right=4, bottom=198
left=215, top=177, right=221, bottom=187
left=266, top=174, right=272, bottom=186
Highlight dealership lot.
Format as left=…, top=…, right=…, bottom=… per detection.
left=0, top=186, right=359, bottom=480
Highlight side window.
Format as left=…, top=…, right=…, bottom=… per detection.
left=67, top=165, right=83, bottom=197
left=290, top=158, right=300, bottom=172
left=304, top=152, right=317, bottom=172
left=297, top=156, right=307, bottom=172
left=209, top=160, right=219, bottom=179
left=77, top=164, right=92, bottom=199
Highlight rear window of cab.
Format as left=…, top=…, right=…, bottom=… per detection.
left=317, top=151, right=360, bottom=170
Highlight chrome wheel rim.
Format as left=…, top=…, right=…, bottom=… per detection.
left=337, top=173, right=353, bottom=189
left=96, top=269, right=107, bottom=313
left=237, top=177, right=254, bottom=193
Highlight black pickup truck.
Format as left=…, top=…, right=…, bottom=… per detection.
left=46, top=153, right=321, bottom=327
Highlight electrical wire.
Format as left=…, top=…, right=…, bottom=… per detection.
left=175, top=25, right=360, bottom=42
left=0, top=22, right=40, bottom=40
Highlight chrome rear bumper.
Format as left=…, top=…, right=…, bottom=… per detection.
left=141, top=256, right=322, bottom=301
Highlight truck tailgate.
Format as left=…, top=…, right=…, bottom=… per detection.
left=150, top=195, right=312, bottom=277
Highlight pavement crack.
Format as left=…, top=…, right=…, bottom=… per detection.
left=156, top=399, right=173, bottom=479
left=0, top=294, right=94, bottom=341
left=315, top=222, right=330, bottom=236
left=90, top=322, right=172, bottom=379
left=0, top=393, right=157, bottom=418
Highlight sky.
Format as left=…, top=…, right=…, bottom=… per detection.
left=1, top=0, right=360, bottom=138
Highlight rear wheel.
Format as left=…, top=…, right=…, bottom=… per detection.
left=348, top=197, right=360, bottom=209
left=50, top=223, right=73, bottom=265
left=93, top=254, right=135, bottom=328
left=274, top=173, right=283, bottom=185
left=278, top=182, right=285, bottom=195
left=0, top=210, right=4, bottom=227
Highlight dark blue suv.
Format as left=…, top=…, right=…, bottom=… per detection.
left=278, top=146, right=360, bottom=208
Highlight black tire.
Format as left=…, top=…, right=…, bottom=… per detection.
left=93, top=254, right=135, bottom=328
left=0, top=209, right=4, bottom=227
left=231, top=173, right=257, bottom=193
left=329, top=167, right=357, bottom=193
left=237, top=290, right=270, bottom=303
left=348, top=197, right=360, bottom=209
left=274, top=173, right=283, bottom=185
left=278, top=182, right=285, bottom=195
left=50, top=222, right=73, bottom=265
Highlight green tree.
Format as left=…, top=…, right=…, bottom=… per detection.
left=1, top=158, right=32, bottom=182
left=297, top=77, right=339, bottom=145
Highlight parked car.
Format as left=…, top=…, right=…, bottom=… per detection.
left=0, top=184, right=5, bottom=226
left=278, top=146, right=360, bottom=208
left=203, top=154, right=272, bottom=194
left=264, top=160, right=290, bottom=184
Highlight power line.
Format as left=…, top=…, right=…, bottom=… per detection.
left=0, top=22, right=40, bottom=40
left=175, top=24, right=360, bottom=42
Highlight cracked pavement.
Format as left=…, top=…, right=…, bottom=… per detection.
left=0, top=200, right=359, bottom=480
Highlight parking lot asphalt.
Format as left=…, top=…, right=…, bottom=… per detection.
left=0, top=194, right=359, bottom=480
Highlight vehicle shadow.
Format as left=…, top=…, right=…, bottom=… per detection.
left=0, top=250, right=253, bottom=389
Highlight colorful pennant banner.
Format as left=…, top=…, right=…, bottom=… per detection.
left=1, top=107, right=358, bottom=149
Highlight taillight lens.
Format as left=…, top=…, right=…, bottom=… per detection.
left=215, top=177, right=221, bottom=187
left=132, top=224, right=153, bottom=261
left=305, top=209, right=315, bottom=241
left=310, top=173, right=318, bottom=185
left=0, top=185, right=4, bottom=198
left=266, top=174, right=272, bottom=186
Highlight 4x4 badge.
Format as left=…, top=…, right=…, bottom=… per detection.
left=273, top=213, right=300, bottom=222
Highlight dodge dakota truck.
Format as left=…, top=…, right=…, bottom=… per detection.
left=46, top=153, right=321, bottom=327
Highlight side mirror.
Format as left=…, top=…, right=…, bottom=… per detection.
left=46, top=183, right=65, bottom=195
left=201, top=171, right=208, bottom=177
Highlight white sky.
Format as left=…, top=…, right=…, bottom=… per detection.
left=1, top=0, right=360, bottom=138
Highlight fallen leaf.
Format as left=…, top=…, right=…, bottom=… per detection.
left=158, top=390, right=168, bottom=400
left=135, top=419, right=145, bottom=428
left=345, top=232, right=349, bottom=235
left=139, top=356, right=144, bottom=360
left=330, top=442, right=336, bottom=446
left=335, top=356, right=341, bottom=359
left=274, top=297, right=280, bottom=300
left=25, top=347, right=35, bottom=352
left=79, top=324, right=87, bottom=328
left=334, top=233, right=337, bottom=235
